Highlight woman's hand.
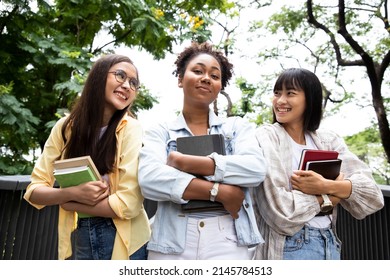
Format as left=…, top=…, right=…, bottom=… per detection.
left=291, top=170, right=346, bottom=196
left=216, top=183, right=244, bottom=219
left=167, top=151, right=215, bottom=176
left=68, top=180, right=110, bottom=206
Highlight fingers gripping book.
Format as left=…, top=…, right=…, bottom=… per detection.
left=298, top=149, right=342, bottom=180
left=53, top=155, right=102, bottom=218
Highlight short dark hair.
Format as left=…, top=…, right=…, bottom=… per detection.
left=173, top=41, right=233, bottom=90
left=273, top=68, right=323, bottom=132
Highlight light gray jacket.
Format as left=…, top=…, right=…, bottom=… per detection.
left=252, top=123, right=384, bottom=260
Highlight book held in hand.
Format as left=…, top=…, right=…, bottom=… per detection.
left=176, top=134, right=226, bottom=156
left=306, top=159, right=342, bottom=180
left=298, top=149, right=339, bottom=170
left=53, top=155, right=101, bottom=218
left=54, top=155, right=101, bottom=182
left=298, top=149, right=342, bottom=180
left=176, top=134, right=225, bottom=212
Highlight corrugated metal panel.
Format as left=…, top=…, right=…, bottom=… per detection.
left=0, top=176, right=59, bottom=260
left=337, top=194, right=390, bottom=260
left=1, top=176, right=389, bottom=260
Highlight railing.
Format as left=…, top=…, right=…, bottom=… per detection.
left=337, top=184, right=390, bottom=259
left=0, top=175, right=388, bottom=260
left=0, top=175, right=58, bottom=259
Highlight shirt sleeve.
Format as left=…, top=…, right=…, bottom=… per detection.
left=23, top=117, right=67, bottom=209
left=204, top=117, right=267, bottom=188
left=138, top=123, right=195, bottom=204
left=325, top=131, right=385, bottom=219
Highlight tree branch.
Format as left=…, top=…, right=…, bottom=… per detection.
left=306, top=0, right=365, bottom=67
left=1, top=5, right=20, bottom=35
left=218, top=90, right=233, bottom=116
left=92, top=28, right=133, bottom=54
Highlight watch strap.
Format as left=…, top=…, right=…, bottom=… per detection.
left=321, top=194, right=331, bottom=204
left=210, top=182, right=219, bottom=202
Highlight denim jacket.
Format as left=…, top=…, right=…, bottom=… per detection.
left=138, top=109, right=266, bottom=254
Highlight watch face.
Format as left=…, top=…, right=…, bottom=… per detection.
left=321, top=204, right=333, bottom=212
left=211, top=189, right=218, bottom=196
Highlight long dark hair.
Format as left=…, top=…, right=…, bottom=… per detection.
left=61, top=54, right=138, bottom=175
left=272, top=68, right=323, bottom=132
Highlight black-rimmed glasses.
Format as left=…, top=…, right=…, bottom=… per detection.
left=108, top=69, right=139, bottom=91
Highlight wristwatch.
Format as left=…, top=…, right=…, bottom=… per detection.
left=320, top=194, right=333, bottom=212
left=210, top=182, right=220, bottom=202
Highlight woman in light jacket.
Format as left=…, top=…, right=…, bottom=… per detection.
left=138, top=42, right=267, bottom=260
left=252, top=68, right=384, bottom=260
left=24, top=54, right=150, bottom=260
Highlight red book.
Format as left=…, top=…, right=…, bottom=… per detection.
left=298, top=149, right=339, bottom=170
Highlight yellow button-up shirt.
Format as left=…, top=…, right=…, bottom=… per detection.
left=24, top=114, right=151, bottom=259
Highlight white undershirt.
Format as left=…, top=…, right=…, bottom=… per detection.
left=289, top=133, right=331, bottom=228
left=100, top=126, right=110, bottom=186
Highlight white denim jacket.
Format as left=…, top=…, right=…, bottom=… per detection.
left=138, top=109, right=266, bottom=254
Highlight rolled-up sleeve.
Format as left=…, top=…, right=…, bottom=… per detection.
left=24, top=117, right=67, bottom=209
left=138, top=124, right=194, bottom=204
left=205, top=117, right=267, bottom=188
left=332, top=136, right=384, bottom=219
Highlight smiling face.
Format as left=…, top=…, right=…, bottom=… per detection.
left=179, top=53, right=222, bottom=109
left=272, top=84, right=306, bottom=130
left=104, top=61, right=138, bottom=121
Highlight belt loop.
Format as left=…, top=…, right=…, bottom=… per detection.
left=304, top=225, right=310, bottom=242
left=218, top=216, right=224, bottom=231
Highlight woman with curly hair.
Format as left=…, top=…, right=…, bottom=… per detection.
left=138, top=42, right=267, bottom=260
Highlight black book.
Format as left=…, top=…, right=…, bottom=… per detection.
left=176, top=134, right=225, bottom=212
left=306, top=159, right=342, bottom=180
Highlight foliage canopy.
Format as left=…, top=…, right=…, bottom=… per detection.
left=0, top=0, right=232, bottom=174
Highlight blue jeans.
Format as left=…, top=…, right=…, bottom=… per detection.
left=130, top=243, right=148, bottom=260
left=283, top=225, right=341, bottom=260
left=75, top=217, right=116, bottom=260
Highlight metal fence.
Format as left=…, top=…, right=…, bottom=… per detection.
left=0, top=175, right=388, bottom=260
left=337, top=185, right=390, bottom=259
left=0, top=175, right=58, bottom=259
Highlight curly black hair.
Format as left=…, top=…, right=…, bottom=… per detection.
left=173, top=41, right=234, bottom=90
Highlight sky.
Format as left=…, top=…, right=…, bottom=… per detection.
left=113, top=1, right=377, bottom=137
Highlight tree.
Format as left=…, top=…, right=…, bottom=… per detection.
left=247, top=0, right=390, bottom=163
left=0, top=0, right=233, bottom=174
left=345, top=125, right=390, bottom=184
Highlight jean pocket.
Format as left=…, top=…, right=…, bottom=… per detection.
left=222, top=224, right=238, bottom=244
left=106, top=218, right=117, bottom=230
left=284, top=232, right=305, bottom=252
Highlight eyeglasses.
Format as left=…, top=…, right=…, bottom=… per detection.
left=108, top=69, right=139, bottom=91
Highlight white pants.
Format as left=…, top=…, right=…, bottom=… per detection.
left=148, top=215, right=251, bottom=260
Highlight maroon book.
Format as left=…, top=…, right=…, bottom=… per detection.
left=298, top=149, right=339, bottom=170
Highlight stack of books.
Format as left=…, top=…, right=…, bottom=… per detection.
left=298, top=149, right=342, bottom=180
left=53, top=155, right=101, bottom=218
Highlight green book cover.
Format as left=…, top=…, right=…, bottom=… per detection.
left=54, top=164, right=98, bottom=218
left=54, top=166, right=97, bottom=188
